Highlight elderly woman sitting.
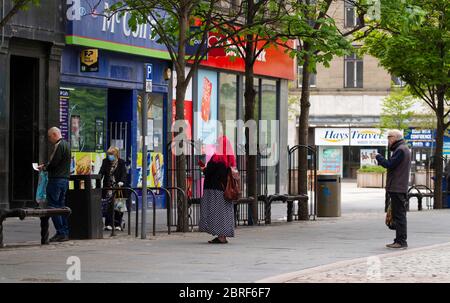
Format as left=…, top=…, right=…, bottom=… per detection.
left=99, top=146, right=128, bottom=231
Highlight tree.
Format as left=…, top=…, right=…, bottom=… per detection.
left=0, top=0, right=39, bottom=30
left=359, top=0, right=450, bottom=208
left=283, top=0, right=367, bottom=219
left=379, top=88, right=415, bottom=131
left=216, top=0, right=293, bottom=224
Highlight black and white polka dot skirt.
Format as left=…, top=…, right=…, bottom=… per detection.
left=199, top=189, right=235, bottom=237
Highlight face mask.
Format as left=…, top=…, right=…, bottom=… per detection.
left=108, top=155, right=115, bottom=161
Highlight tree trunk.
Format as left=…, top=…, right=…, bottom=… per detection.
left=297, top=47, right=311, bottom=220
left=244, top=57, right=258, bottom=225
left=433, top=93, right=445, bottom=209
left=243, top=0, right=258, bottom=225
left=174, top=11, right=189, bottom=232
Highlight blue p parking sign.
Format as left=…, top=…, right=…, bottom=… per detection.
left=145, top=63, right=153, bottom=92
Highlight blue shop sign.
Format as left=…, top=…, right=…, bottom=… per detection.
left=66, top=0, right=170, bottom=59
left=404, top=128, right=436, bottom=148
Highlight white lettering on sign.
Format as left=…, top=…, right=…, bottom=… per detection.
left=208, top=36, right=268, bottom=62
left=68, top=1, right=157, bottom=42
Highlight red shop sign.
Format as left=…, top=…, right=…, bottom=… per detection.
left=200, top=34, right=295, bottom=80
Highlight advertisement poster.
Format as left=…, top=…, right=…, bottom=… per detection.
left=70, top=152, right=105, bottom=176
left=360, top=149, right=378, bottom=167
left=319, top=147, right=342, bottom=175
left=59, top=89, right=70, bottom=141
left=71, top=115, right=81, bottom=151
left=150, top=153, right=164, bottom=187
left=135, top=152, right=165, bottom=188
left=95, top=118, right=104, bottom=152
left=172, top=67, right=193, bottom=140
left=68, top=86, right=107, bottom=152
left=196, top=69, right=218, bottom=146
left=74, top=152, right=92, bottom=175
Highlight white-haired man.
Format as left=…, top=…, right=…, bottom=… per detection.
left=376, top=129, right=411, bottom=249
left=38, top=127, right=71, bottom=242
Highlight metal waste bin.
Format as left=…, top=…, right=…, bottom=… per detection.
left=317, top=174, right=341, bottom=217
left=66, top=175, right=103, bottom=239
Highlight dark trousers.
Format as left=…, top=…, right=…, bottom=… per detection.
left=105, top=210, right=123, bottom=227
left=388, top=191, right=408, bottom=245
left=46, top=178, right=69, bottom=236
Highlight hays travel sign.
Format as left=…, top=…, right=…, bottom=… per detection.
left=315, top=128, right=389, bottom=146
left=66, top=0, right=170, bottom=59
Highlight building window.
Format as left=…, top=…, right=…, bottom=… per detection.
left=392, top=75, right=407, bottom=88
left=344, top=0, right=361, bottom=28
left=219, top=73, right=238, bottom=149
left=344, top=52, right=363, bottom=88
left=297, top=65, right=316, bottom=88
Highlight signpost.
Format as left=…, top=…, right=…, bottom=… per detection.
left=141, top=63, right=152, bottom=239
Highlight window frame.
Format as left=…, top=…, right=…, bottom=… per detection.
left=344, top=52, right=363, bottom=88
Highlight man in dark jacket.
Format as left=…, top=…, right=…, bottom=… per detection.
left=376, top=129, right=411, bottom=249
left=38, top=127, right=71, bottom=242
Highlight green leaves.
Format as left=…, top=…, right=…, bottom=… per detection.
left=361, top=0, right=449, bottom=105
left=379, top=89, right=416, bottom=131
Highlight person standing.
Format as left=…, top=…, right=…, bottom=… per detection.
left=376, top=129, right=411, bottom=249
left=99, top=146, right=128, bottom=231
left=38, top=127, right=71, bottom=242
left=199, top=135, right=236, bottom=244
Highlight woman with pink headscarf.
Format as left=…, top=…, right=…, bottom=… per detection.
left=199, top=135, right=236, bottom=244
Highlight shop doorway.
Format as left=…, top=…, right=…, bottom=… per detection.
left=108, top=89, right=134, bottom=170
left=9, top=55, right=39, bottom=207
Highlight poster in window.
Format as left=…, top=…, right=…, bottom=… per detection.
left=320, top=147, right=342, bottom=175
left=196, top=69, right=218, bottom=146
left=71, top=115, right=81, bottom=151
left=95, top=118, right=104, bottom=152
left=360, top=149, right=378, bottom=167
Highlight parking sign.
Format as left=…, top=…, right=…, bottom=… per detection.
left=145, top=63, right=152, bottom=92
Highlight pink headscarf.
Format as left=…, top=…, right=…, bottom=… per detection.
left=210, top=135, right=236, bottom=168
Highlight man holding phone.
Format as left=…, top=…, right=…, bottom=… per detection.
left=376, top=129, right=411, bottom=249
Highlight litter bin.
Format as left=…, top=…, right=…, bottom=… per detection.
left=317, top=174, right=341, bottom=217
left=66, top=175, right=103, bottom=239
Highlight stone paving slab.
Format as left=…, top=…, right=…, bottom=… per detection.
left=257, top=242, right=450, bottom=283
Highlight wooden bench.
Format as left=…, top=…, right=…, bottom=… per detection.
left=0, top=207, right=71, bottom=247
left=407, top=185, right=433, bottom=211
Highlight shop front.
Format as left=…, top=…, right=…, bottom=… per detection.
left=63, top=1, right=171, bottom=208
left=173, top=40, right=295, bottom=194
left=314, top=128, right=388, bottom=179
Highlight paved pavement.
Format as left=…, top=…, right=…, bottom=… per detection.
left=257, top=242, right=450, bottom=283
left=1, top=182, right=449, bottom=283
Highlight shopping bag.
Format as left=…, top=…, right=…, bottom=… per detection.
left=385, top=203, right=396, bottom=230
left=35, top=171, right=48, bottom=207
left=114, top=190, right=128, bottom=213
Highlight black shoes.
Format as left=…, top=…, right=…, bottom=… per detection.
left=386, top=242, right=408, bottom=249
left=49, top=234, right=69, bottom=242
